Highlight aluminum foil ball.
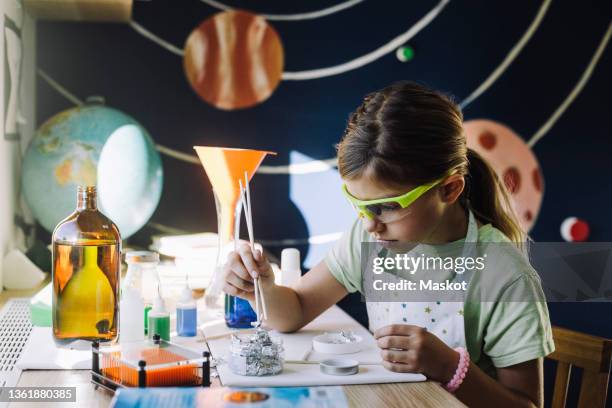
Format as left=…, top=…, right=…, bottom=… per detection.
left=464, top=119, right=544, bottom=232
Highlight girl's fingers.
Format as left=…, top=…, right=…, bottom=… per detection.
left=382, top=360, right=418, bottom=374
left=223, top=282, right=252, bottom=300
left=377, top=335, right=410, bottom=350
left=227, top=252, right=252, bottom=282
left=226, top=271, right=255, bottom=292
left=380, top=349, right=414, bottom=365
left=237, top=245, right=273, bottom=280
left=374, top=324, right=426, bottom=339
left=254, top=250, right=273, bottom=278
left=237, top=244, right=260, bottom=278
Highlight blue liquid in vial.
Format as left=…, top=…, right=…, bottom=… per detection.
left=225, top=295, right=257, bottom=328
left=177, top=307, right=197, bottom=337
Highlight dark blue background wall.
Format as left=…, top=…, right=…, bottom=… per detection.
left=36, top=0, right=611, bottom=404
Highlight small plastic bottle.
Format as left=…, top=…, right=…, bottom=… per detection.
left=176, top=285, right=197, bottom=337
left=119, top=287, right=145, bottom=343
left=148, top=289, right=170, bottom=341
left=281, top=248, right=301, bottom=287
left=123, top=251, right=160, bottom=336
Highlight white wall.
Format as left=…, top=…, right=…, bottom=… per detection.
left=0, top=0, right=36, bottom=291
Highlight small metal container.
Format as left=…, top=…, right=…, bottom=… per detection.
left=319, top=358, right=359, bottom=376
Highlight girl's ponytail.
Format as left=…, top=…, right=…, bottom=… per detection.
left=464, top=148, right=526, bottom=244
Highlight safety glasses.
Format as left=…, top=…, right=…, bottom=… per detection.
left=341, top=176, right=445, bottom=223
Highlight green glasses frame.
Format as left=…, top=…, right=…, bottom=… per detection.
left=341, top=176, right=446, bottom=221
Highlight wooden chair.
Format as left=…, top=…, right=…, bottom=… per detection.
left=547, top=325, right=612, bottom=407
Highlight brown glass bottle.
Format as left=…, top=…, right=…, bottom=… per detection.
left=52, top=186, right=121, bottom=347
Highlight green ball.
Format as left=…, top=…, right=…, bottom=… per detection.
left=396, top=45, right=415, bottom=62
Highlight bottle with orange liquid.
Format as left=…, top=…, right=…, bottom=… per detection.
left=52, top=186, right=121, bottom=347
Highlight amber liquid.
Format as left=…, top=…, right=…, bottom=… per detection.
left=52, top=242, right=120, bottom=346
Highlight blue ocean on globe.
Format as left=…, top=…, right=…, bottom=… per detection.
left=21, top=102, right=163, bottom=239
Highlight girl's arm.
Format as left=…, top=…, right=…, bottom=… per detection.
left=223, top=243, right=348, bottom=332
left=375, top=325, right=543, bottom=407
left=454, top=359, right=543, bottom=407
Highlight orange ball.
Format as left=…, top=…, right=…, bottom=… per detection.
left=183, top=10, right=285, bottom=110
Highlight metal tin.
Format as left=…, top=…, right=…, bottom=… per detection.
left=319, top=358, right=359, bottom=376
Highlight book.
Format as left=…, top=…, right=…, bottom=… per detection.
left=110, top=386, right=348, bottom=408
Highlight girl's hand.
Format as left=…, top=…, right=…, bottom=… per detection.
left=222, top=242, right=275, bottom=301
left=374, top=325, right=460, bottom=383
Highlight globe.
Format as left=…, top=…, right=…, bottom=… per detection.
left=21, top=101, right=163, bottom=239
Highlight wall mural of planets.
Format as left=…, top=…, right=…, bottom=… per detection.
left=464, top=119, right=544, bottom=232
left=183, top=10, right=284, bottom=110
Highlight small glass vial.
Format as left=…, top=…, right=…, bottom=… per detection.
left=148, top=290, right=170, bottom=341
left=225, top=296, right=257, bottom=329
left=176, top=285, right=197, bottom=337
left=52, top=186, right=120, bottom=347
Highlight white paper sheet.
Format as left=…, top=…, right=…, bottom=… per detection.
left=207, top=306, right=426, bottom=386
left=16, top=327, right=91, bottom=370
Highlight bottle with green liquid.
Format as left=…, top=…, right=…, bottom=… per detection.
left=52, top=186, right=121, bottom=347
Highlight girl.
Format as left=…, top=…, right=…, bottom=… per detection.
left=223, top=81, right=554, bottom=407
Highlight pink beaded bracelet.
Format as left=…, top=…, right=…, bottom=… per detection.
left=444, top=347, right=470, bottom=393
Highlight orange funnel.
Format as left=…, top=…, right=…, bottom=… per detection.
left=194, top=146, right=276, bottom=243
